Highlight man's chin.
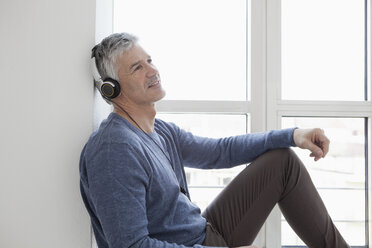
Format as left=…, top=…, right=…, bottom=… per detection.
left=154, top=90, right=166, bottom=102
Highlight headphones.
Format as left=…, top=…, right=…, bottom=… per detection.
left=91, top=56, right=121, bottom=100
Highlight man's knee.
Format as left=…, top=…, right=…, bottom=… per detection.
left=257, top=148, right=302, bottom=172
left=260, top=148, right=295, bottom=162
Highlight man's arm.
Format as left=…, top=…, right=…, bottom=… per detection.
left=172, top=123, right=330, bottom=169
left=170, top=123, right=297, bottom=169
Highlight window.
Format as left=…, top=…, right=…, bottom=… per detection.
left=94, top=0, right=372, bottom=247
left=278, top=0, right=371, bottom=246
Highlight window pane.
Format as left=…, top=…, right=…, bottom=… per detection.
left=114, top=0, right=247, bottom=101
left=189, top=187, right=223, bottom=212
left=281, top=0, right=365, bottom=101
left=157, top=113, right=247, bottom=138
left=281, top=117, right=366, bottom=246
left=319, top=189, right=365, bottom=221
left=156, top=114, right=248, bottom=210
left=282, top=220, right=366, bottom=246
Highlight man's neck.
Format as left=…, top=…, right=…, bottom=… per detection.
left=113, top=102, right=156, bottom=133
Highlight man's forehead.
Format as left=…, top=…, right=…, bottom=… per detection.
left=119, top=44, right=149, bottom=64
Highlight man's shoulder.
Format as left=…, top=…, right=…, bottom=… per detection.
left=85, top=114, right=143, bottom=154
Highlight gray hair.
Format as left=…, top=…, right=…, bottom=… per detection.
left=91, top=33, right=138, bottom=102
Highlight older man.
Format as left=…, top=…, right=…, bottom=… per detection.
left=79, top=33, right=349, bottom=248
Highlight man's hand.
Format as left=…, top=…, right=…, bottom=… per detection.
left=293, top=128, right=330, bottom=161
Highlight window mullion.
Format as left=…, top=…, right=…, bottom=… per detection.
left=250, top=0, right=267, bottom=134
left=276, top=101, right=372, bottom=118
left=264, top=0, right=283, bottom=246
left=250, top=0, right=270, bottom=246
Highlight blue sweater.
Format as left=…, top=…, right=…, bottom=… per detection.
left=79, top=112, right=296, bottom=248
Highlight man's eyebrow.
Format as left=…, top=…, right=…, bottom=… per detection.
left=129, top=60, right=141, bottom=70
left=128, top=56, right=151, bottom=70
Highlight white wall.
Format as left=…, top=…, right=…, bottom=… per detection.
left=0, top=0, right=95, bottom=247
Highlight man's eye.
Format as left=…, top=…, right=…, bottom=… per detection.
left=134, top=65, right=142, bottom=71
left=147, top=59, right=152, bottom=64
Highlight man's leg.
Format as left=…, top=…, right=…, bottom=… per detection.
left=202, top=148, right=349, bottom=248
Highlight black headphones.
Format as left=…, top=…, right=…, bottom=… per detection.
left=91, top=56, right=121, bottom=100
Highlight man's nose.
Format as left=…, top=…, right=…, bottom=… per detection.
left=146, top=63, right=158, bottom=77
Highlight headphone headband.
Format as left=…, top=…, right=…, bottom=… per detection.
left=91, top=57, right=103, bottom=83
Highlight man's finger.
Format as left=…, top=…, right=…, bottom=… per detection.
left=316, top=133, right=330, bottom=158
left=307, top=141, right=323, bottom=159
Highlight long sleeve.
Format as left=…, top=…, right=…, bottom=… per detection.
left=172, top=124, right=297, bottom=169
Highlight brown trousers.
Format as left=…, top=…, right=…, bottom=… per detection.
left=202, top=148, right=349, bottom=248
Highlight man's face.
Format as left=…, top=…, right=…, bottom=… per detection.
left=115, top=44, right=165, bottom=106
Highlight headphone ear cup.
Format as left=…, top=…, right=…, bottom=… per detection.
left=100, top=78, right=121, bottom=99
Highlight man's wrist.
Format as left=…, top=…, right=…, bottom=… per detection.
left=292, top=127, right=299, bottom=147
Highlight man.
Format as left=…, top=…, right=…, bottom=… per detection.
left=80, top=32, right=349, bottom=248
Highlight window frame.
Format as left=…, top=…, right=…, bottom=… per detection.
left=96, top=0, right=372, bottom=247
